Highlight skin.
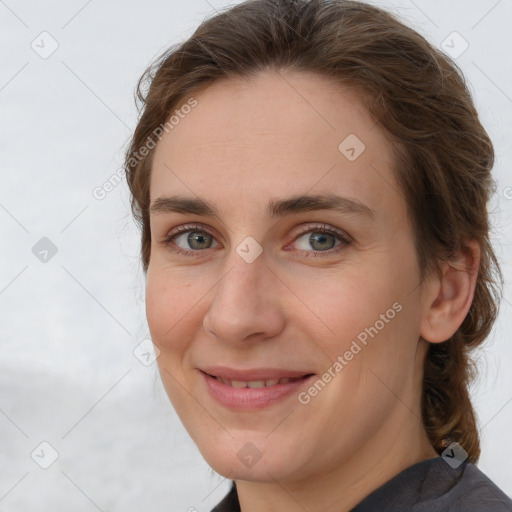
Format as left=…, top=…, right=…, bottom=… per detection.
left=145, top=69, right=479, bottom=512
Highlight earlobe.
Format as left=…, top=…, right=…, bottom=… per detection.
left=420, top=239, right=480, bottom=344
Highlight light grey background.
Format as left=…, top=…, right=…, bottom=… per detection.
left=1, top=0, right=511, bottom=510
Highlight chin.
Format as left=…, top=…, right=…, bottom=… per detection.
left=194, top=432, right=311, bottom=483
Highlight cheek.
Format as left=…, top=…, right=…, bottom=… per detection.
left=145, top=269, right=198, bottom=356
left=297, top=271, right=389, bottom=339
left=302, top=259, right=420, bottom=371
left=145, top=276, right=170, bottom=343
left=145, top=273, right=200, bottom=412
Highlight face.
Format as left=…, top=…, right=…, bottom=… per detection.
left=146, top=69, right=432, bottom=485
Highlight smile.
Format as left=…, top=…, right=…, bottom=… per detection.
left=200, top=368, right=315, bottom=409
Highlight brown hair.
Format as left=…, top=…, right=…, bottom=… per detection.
left=124, top=0, right=503, bottom=462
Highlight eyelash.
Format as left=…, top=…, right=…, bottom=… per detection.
left=159, top=223, right=352, bottom=258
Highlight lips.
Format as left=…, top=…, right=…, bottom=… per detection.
left=200, top=366, right=315, bottom=409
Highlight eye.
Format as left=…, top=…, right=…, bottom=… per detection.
left=288, top=224, right=351, bottom=257
left=160, top=224, right=220, bottom=256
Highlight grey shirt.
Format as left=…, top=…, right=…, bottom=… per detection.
left=211, top=456, right=512, bottom=511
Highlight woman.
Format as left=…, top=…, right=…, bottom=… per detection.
left=124, top=0, right=512, bottom=510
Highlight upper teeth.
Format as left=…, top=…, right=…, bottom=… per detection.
left=215, top=377, right=297, bottom=388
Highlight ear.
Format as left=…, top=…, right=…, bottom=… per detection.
left=420, top=239, right=480, bottom=344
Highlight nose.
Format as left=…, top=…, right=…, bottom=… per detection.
left=202, top=251, right=287, bottom=345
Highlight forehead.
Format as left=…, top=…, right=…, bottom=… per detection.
left=149, top=69, right=402, bottom=224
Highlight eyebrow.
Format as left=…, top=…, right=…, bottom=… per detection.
left=149, top=193, right=376, bottom=219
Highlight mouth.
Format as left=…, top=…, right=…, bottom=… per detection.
left=199, top=367, right=315, bottom=409
left=208, top=375, right=306, bottom=388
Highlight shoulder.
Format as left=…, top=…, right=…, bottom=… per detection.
left=352, top=457, right=512, bottom=512
left=451, top=462, right=512, bottom=511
